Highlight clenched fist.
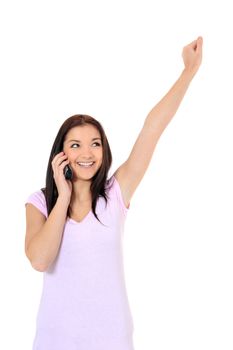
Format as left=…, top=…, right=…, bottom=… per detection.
left=182, top=36, right=203, bottom=77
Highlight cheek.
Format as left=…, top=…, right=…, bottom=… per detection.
left=97, top=148, right=103, bottom=157
left=69, top=152, right=78, bottom=161
left=63, top=147, right=75, bottom=159
left=63, top=145, right=68, bottom=153
left=97, top=153, right=103, bottom=162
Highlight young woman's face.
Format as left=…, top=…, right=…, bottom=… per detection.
left=63, top=124, right=103, bottom=180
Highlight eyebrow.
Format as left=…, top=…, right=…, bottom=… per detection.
left=67, top=137, right=102, bottom=143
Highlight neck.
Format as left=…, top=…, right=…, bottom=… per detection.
left=71, top=178, right=92, bottom=203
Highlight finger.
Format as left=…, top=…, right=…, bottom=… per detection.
left=184, top=39, right=196, bottom=49
left=58, top=155, right=68, bottom=164
left=196, top=36, right=203, bottom=53
left=52, top=152, right=64, bottom=162
left=51, top=155, right=68, bottom=174
left=191, top=36, right=203, bottom=51
left=59, top=159, right=70, bottom=170
left=185, top=36, right=201, bottom=51
left=52, top=153, right=67, bottom=166
left=53, top=159, right=70, bottom=180
left=190, top=39, right=197, bottom=47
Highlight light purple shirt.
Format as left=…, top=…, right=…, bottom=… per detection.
left=25, top=175, right=135, bottom=350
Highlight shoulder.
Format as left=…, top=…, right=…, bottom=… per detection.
left=25, top=189, right=48, bottom=218
left=26, top=189, right=46, bottom=205
left=106, top=174, right=130, bottom=215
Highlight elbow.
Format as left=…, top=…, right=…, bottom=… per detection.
left=25, top=248, right=48, bottom=272
left=31, top=261, right=47, bottom=272
left=31, top=256, right=49, bottom=272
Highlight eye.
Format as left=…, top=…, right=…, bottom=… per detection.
left=70, top=142, right=101, bottom=148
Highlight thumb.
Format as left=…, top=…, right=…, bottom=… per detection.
left=196, top=36, right=203, bottom=52
left=184, top=37, right=199, bottom=52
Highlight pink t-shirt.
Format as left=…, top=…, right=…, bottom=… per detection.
left=25, top=175, right=135, bottom=350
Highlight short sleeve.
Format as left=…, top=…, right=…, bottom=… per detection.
left=25, top=190, right=48, bottom=219
left=111, top=175, right=130, bottom=216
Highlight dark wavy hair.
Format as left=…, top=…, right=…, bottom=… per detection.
left=41, top=114, right=113, bottom=226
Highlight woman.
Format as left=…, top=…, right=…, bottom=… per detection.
left=25, top=36, right=203, bottom=350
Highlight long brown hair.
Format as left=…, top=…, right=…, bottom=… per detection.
left=41, top=114, right=113, bottom=226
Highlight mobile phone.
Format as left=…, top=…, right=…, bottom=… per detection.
left=64, top=164, right=73, bottom=180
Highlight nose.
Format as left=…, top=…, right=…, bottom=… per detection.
left=79, top=146, right=94, bottom=159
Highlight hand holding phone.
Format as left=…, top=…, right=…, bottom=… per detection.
left=51, top=152, right=72, bottom=200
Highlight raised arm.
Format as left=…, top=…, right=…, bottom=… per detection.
left=113, top=36, right=203, bottom=208
left=145, top=36, right=203, bottom=134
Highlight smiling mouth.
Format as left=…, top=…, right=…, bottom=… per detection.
left=77, top=162, right=95, bottom=168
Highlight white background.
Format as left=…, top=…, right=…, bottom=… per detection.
left=0, top=1, right=232, bottom=349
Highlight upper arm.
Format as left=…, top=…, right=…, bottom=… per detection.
left=113, top=122, right=159, bottom=208
left=25, top=203, right=46, bottom=258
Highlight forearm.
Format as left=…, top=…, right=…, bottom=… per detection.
left=27, top=196, right=70, bottom=271
left=144, top=68, right=196, bottom=138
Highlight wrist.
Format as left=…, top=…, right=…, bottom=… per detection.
left=182, top=66, right=199, bottom=81
left=57, top=194, right=71, bottom=207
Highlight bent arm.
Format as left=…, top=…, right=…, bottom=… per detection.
left=25, top=196, right=70, bottom=272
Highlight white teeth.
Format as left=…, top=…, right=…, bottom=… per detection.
left=78, top=162, right=94, bottom=166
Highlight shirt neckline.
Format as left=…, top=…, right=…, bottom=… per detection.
left=65, top=177, right=113, bottom=225
left=67, top=209, right=93, bottom=225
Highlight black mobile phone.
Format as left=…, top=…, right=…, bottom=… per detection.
left=64, top=164, right=73, bottom=180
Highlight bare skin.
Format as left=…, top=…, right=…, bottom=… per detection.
left=61, top=124, right=103, bottom=218
left=25, top=36, right=203, bottom=271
